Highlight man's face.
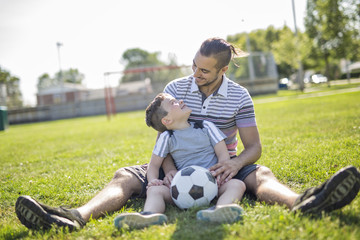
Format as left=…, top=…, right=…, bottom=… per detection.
left=161, top=94, right=191, bottom=121
left=192, top=51, right=223, bottom=88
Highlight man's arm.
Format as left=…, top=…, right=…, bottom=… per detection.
left=210, top=126, right=262, bottom=183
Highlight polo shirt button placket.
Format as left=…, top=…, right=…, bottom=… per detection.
left=201, top=99, right=210, bottom=114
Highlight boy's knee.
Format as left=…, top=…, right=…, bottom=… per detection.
left=230, top=179, right=246, bottom=192
left=146, top=185, right=168, bottom=196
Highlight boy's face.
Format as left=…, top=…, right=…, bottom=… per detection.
left=161, top=94, right=191, bottom=122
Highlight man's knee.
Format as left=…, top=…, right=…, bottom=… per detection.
left=112, top=168, right=141, bottom=188
left=256, top=166, right=276, bottom=184
left=244, top=166, right=276, bottom=193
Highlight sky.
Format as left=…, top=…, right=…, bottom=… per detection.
left=0, top=0, right=307, bottom=106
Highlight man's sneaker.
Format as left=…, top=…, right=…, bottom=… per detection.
left=15, top=195, right=86, bottom=231
left=114, top=212, right=167, bottom=229
left=292, top=165, right=360, bottom=214
left=196, top=204, right=243, bottom=223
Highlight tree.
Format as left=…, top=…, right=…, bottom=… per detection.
left=37, top=68, right=85, bottom=91
left=56, top=68, right=85, bottom=84
left=226, top=26, right=286, bottom=79
left=119, top=48, right=187, bottom=87
left=120, top=48, right=165, bottom=83
left=305, top=0, right=360, bottom=79
left=0, top=66, right=23, bottom=109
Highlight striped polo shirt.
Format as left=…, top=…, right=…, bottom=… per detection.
left=164, top=74, right=257, bottom=156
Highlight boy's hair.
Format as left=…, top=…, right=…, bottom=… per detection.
left=145, top=93, right=168, bottom=132
left=199, top=37, right=248, bottom=70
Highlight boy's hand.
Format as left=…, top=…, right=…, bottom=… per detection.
left=147, top=179, right=163, bottom=189
left=163, top=170, right=177, bottom=187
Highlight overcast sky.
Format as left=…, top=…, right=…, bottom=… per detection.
left=0, top=0, right=307, bottom=106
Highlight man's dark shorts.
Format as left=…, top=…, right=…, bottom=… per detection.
left=124, top=163, right=260, bottom=198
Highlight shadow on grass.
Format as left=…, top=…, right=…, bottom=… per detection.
left=1, top=230, right=29, bottom=240
left=334, top=211, right=360, bottom=226
left=168, top=205, right=228, bottom=240
left=168, top=194, right=257, bottom=240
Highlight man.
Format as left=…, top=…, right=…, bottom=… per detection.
left=15, top=38, right=360, bottom=231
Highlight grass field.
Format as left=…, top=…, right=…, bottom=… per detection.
left=1, top=84, right=360, bottom=239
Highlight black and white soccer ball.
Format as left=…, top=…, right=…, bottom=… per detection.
left=170, top=165, right=218, bottom=209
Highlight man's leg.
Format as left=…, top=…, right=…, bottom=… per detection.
left=16, top=166, right=145, bottom=230
left=244, top=165, right=360, bottom=213
left=77, top=168, right=143, bottom=221
left=243, top=166, right=299, bottom=209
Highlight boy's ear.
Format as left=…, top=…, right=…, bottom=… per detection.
left=161, top=116, right=172, bottom=126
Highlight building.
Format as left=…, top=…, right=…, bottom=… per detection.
left=36, top=79, right=152, bottom=106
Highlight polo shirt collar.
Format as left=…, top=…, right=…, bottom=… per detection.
left=190, top=74, right=229, bottom=98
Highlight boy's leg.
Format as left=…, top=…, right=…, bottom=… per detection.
left=197, top=179, right=245, bottom=223
left=143, top=185, right=173, bottom=213
left=216, top=179, right=246, bottom=206
left=114, top=185, right=171, bottom=229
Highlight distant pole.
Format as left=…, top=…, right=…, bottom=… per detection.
left=56, top=42, right=64, bottom=102
left=292, top=0, right=305, bottom=91
left=242, top=19, right=255, bottom=90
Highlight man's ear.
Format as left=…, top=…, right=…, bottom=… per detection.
left=221, top=65, right=228, bottom=74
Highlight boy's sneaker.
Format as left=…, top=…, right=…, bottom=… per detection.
left=196, top=204, right=243, bottom=223
left=292, top=166, right=360, bottom=214
left=114, top=212, right=167, bottom=229
left=15, top=195, right=86, bottom=231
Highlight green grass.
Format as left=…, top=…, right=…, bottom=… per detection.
left=1, top=85, right=360, bottom=239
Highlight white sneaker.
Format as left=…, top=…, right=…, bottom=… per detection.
left=114, top=212, right=167, bottom=229
left=196, top=204, right=243, bottom=223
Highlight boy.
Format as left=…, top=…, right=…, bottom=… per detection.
left=114, top=93, right=246, bottom=229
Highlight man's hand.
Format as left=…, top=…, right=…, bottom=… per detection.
left=209, top=160, right=241, bottom=185
left=163, top=170, right=177, bottom=187
left=147, top=179, right=164, bottom=189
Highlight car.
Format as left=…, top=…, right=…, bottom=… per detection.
left=278, top=78, right=292, bottom=89
left=311, top=74, right=328, bottom=84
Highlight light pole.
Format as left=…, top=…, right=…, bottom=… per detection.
left=292, top=0, right=305, bottom=91
left=56, top=42, right=64, bottom=102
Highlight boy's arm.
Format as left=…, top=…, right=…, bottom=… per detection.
left=213, top=140, right=231, bottom=185
left=161, top=154, right=177, bottom=187
left=147, top=153, right=165, bottom=183
left=155, top=132, right=177, bottom=187
left=214, top=140, right=231, bottom=163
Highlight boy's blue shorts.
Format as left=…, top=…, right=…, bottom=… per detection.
left=124, top=163, right=259, bottom=198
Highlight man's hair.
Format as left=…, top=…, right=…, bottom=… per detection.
left=199, top=37, right=247, bottom=70
left=145, top=93, right=168, bottom=132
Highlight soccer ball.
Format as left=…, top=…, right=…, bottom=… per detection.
left=170, top=165, right=218, bottom=209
